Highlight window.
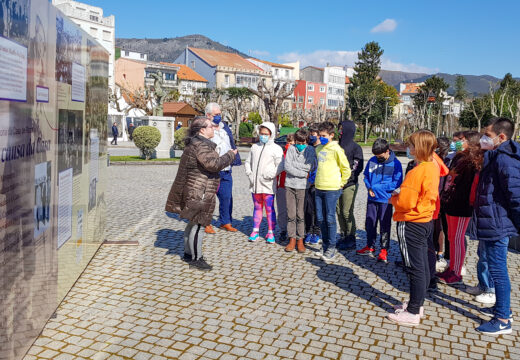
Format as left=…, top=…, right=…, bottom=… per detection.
left=320, top=98, right=325, bottom=105
left=236, top=74, right=258, bottom=88
left=308, top=96, right=313, bottom=103
left=298, top=96, right=303, bottom=103
left=285, top=70, right=289, bottom=77
left=140, top=53, right=145, bottom=59
left=164, top=73, right=175, bottom=81
left=224, top=75, right=230, bottom=86
left=307, top=84, right=314, bottom=91
left=102, top=30, right=111, bottom=41
left=124, top=50, right=129, bottom=56
left=320, top=86, right=325, bottom=93
left=89, top=27, right=98, bottom=36
left=190, top=60, right=195, bottom=70
left=275, top=69, right=279, bottom=76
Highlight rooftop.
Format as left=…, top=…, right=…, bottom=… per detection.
left=160, top=62, right=208, bottom=82
left=248, top=58, right=294, bottom=69
left=189, top=47, right=264, bottom=72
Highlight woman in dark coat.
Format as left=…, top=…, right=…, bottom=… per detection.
left=165, top=116, right=237, bottom=271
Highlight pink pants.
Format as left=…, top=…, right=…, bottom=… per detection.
left=446, top=215, right=470, bottom=276
left=252, top=193, right=276, bottom=231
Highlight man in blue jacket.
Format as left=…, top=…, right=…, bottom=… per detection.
left=205, top=102, right=242, bottom=234
left=471, top=117, right=520, bottom=335
left=357, top=138, right=403, bottom=263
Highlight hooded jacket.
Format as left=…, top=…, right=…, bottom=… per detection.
left=363, top=151, right=403, bottom=203
left=315, top=141, right=351, bottom=191
left=284, top=144, right=317, bottom=189
left=469, top=140, right=520, bottom=241
left=244, top=122, right=284, bottom=194
left=339, top=120, right=364, bottom=188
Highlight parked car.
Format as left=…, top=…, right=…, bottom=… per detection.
left=274, top=135, right=288, bottom=148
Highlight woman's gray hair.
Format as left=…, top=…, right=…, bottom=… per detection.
left=205, top=102, right=220, bottom=116
left=185, top=116, right=209, bottom=146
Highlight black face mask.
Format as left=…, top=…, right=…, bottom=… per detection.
left=376, top=156, right=386, bottom=163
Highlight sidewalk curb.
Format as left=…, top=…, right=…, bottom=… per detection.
left=110, top=161, right=179, bottom=166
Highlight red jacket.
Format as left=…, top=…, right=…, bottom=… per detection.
left=277, top=143, right=291, bottom=188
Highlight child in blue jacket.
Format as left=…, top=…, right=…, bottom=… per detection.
left=357, top=138, right=403, bottom=262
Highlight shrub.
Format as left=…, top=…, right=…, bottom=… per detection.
left=248, top=112, right=262, bottom=125
left=239, top=122, right=254, bottom=138
left=132, top=125, right=161, bottom=160
left=278, top=114, right=293, bottom=127
left=174, top=127, right=188, bottom=150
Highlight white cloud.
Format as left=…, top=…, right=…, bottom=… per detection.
left=249, top=49, right=270, bottom=57
left=371, top=19, right=397, bottom=33
left=276, top=50, right=438, bottom=74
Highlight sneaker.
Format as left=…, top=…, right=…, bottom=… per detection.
left=315, top=247, right=324, bottom=257
left=266, top=232, right=275, bottom=244
left=310, top=234, right=321, bottom=245
left=475, top=292, right=496, bottom=305
left=189, top=257, right=212, bottom=271
left=249, top=231, right=259, bottom=242
left=476, top=318, right=512, bottom=335
left=479, top=307, right=513, bottom=322
left=304, top=233, right=313, bottom=244
left=435, top=256, right=448, bottom=273
left=322, top=248, right=337, bottom=262
left=437, top=270, right=463, bottom=285
left=394, top=302, right=425, bottom=318
left=356, top=246, right=375, bottom=256
left=427, top=279, right=438, bottom=293
left=387, top=310, right=421, bottom=326
left=466, top=285, right=485, bottom=296
left=377, top=249, right=388, bottom=263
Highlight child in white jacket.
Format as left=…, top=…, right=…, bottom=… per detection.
left=244, top=122, right=284, bottom=243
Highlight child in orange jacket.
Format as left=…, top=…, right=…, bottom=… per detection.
left=387, top=130, right=441, bottom=326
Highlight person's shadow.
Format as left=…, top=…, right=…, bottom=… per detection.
left=306, top=257, right=399, bottom=313
left=154, top=212, right=188, bottom=260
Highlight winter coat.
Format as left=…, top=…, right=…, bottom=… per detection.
left=339, top=120, right=364, bottom=188
left=284, top=144, right=317, bottom=190
left=165, top=135, right=235, bottom=226
left=277, top=143, right=291, bottom=189
left=315, top=141, right=351, bottom=190
left=441, top=152, right=479, bottom=217
left=469, top=140, right=520, bottom=241
left=363, top=151, right=403, bottom=203
left=112, top=125, right=118, bottom=137
left=244, top=122, right=284, bottom=194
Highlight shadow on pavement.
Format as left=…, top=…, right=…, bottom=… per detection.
left=306, top=257, right=399, bottom=313
left=154, top=228, right=185, bottom=260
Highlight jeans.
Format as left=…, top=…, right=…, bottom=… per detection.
left=276, top=187, right=287, bottom=232
left=217, top=170, right=233, bottom=225
left=336, top=185, right=358, bottom=239
left=476, top=240, right=495, bottom=293
left=315, top=189, right=342, bottom=251
left=304, top=185, right=320, bottom=235
left=482, top=237, right=510, bottom=319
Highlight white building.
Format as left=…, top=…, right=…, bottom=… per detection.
left=52, top=0, right=115, bottom=89
left=120, top=49, right=148, bottom=62
left=324, top=66, right=346, bottom=109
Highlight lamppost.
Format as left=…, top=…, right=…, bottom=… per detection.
left=384, top=96, right=391, bottom=141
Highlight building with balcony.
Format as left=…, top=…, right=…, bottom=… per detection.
left=301, top=66, right=346, bottom=110
left=52, top=0, right=115, bottom=89
left=293, top=80, right=327, bottom=110
left=173, top=47, right=270, bottom=89
left=118, top=48, right=148, bottom=61
left=115, top=58, right=179, bottom=92
left=160, top=62, right=208, bottom=99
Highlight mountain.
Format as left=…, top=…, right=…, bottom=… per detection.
left=115, top=34, right=248, bottom=63
left=379, top=70, right=428, bottom=87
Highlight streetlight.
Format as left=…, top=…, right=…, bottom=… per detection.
left=384, top=96, right=391, bottom=141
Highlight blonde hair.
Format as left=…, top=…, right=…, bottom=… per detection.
left=408, top=130, right=437, bottom=162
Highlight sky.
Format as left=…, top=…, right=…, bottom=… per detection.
left=92, top=0, right=519, bottom=78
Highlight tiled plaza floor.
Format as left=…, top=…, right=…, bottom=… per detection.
left=24, top=164, right=520, bottom=360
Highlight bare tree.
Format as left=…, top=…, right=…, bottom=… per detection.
left=350, top=84, right=378, bottom=143
left=248, top=79, right=294, bottom=129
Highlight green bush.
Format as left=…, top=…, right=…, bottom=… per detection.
left=248, top=112, right=262, bottom=125
left=132, top=125, right=161, bottom=160
left=278, top=114, right=292, bottom=128
left=239, top=122, right=254, bottom=138
left=174, top=127, right=188, bottom=150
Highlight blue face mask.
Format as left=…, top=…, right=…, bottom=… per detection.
left=309, top=135, right=318, bottom=144
left=319, top=136, right=329, bottom=145
left=449, top=142, right=456, bottom=151
left=212, top=114, right=222, bottom=125
left=259, top=135, right=269, bottom=144
left=295, top=144, right=307, bottom=152
left=406, top=147, right=414, bottom=160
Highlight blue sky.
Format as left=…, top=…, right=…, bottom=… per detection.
left=93, top=0, right=519, bottom=77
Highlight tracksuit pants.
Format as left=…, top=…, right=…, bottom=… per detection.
left=446, top=215, right=471, bottom=276
left=184, top=222, right=204, bottom=260
left=276, top=187, right=287, bottom=233
left=365, top=200, right=392, bottom=249
left=304, top=185, right=320, bottom=235
left=217, top=170, right=233, bottom=226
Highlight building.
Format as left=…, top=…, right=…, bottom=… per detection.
left=173, top=47, right=270, bottom=89
left=115, top=58, right=179, bottom=92
left=324, top=66, right=346, bottom=110
left=300, top=66, right=324, bottom=83
left=163, top=102, right=202, bottom=128
left=52, top=0, right=115, bottom=89
left=160, top=62, right=208, bottom=99
left=118, top=48, right=148, bottom=61
left=283, top=61, right=300, bottom=81
left=399, top=82, right=423, bottom=106
left=293, top=80, right=327, bottom=110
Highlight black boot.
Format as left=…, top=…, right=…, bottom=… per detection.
left=189, top=257, right=212, bottom=271
left=183, top=253, right=192, bottom=262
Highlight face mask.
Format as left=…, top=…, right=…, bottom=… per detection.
left=406, top=147, right=414, bottom=160
left=480, top=135, right=497, bottom=150
left=319, top=136, right=329, bottom=145
left=309, top=135, right=317, bottom=144
left=295, top=144, right=307, bottom=152
left=449, top=142, right=456, bottom=151
left=376, top=156, right=386, bottom=163
left=212, top=114, right=222, bottom=125
left=259, top=135, right=269, bottom=144
left=455, top=140, right=463, bottom=151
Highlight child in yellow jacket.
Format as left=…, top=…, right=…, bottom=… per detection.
left=314, top=122, right=351, bottom=262
left=387, top=130, right=440, bottom=326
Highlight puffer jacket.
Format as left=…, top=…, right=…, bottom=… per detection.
left=469, top=140, right=520, bottom=241
left=244, top=122, right=284, bottom=194
left=165, top=135, right=235, bottom=226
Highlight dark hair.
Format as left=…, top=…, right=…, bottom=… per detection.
left=294, top=129, right=308, bottom=143
left=489, top=117, right=514, bottom=140
left=436, top=137, right=450, bottom=159
left=318, top=121, right=335, bottom=134
left=453, top=131, right=464, bottom=139
left=372, top=138, right=389, bottom=155
left=462, top=131, right=481, bottom=147
left=308, top=123, right=319, bottom=134
left=185, top=116, right=209, bottom=146
left=456, top=131, right=484, bottom=172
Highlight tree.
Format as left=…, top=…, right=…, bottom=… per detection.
left=226, top=87, right=253, bottom=137
left=459, top=96, right=491, bottom=131
left=454, top=75, right=467, bottom=102
left=248, top=79, right=294, bottom=130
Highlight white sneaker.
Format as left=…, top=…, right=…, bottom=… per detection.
left=436, top=258, right=448, bottom=272
left=475, top=292, right=496, bottom=305
left=461, top=266, right=467, bottom=276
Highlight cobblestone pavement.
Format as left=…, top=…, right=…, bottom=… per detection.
left=24, top=163, right=520, bottom=360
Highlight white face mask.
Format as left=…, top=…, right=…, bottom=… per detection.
left=480, top=135, right=498, bottom=150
